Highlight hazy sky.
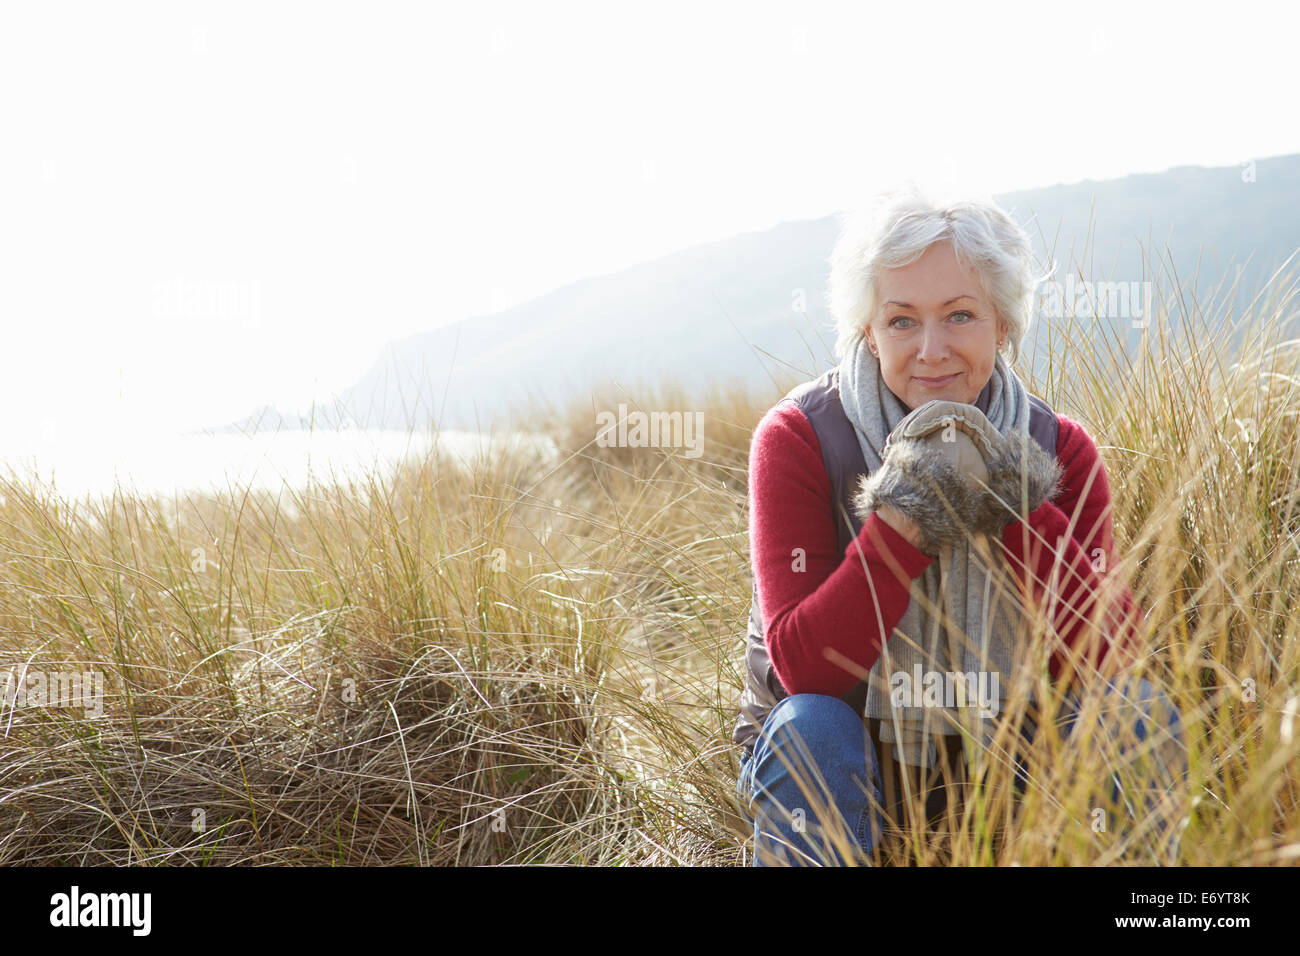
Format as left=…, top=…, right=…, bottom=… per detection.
left=2, top=0, right=1296, bottom=454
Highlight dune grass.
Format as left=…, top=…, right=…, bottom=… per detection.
left=1, top=260, right=1298, bottom=865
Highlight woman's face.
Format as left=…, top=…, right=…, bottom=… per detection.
left=866, top=240, right=1008, bottom=411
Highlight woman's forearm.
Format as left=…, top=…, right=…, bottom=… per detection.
left=760, top=512, right=933, bottom=697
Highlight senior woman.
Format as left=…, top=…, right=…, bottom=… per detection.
left=733, top=188, right=1187, bottom=866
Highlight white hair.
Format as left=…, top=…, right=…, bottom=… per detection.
left=825, top=184, right=1040, bottom=365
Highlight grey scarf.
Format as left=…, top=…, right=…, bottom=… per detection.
left=839, top=334, right=1034, bottom=769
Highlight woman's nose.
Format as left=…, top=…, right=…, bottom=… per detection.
left=916, top=324, right=950, bottom=363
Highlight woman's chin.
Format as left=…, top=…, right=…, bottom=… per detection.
left=906, top=383, right=970, bottom=408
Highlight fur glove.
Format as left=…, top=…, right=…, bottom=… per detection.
left=852, top=400, right=1063, bottom=555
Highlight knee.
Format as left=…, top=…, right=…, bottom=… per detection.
left=1098, top=678, right=1186, bottom=774
left=753, top=693, right=867, bottom=763
left=1112, top=677, right=1182, bottom=735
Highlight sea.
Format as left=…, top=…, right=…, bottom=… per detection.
left=0, top=427, right=559, bottom=507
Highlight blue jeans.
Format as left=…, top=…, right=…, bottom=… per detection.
left=735, top=676, right=1187, bottom=866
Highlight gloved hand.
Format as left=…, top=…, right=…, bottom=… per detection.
left=852, top=400, right=1063, bottom=555
left=975, top=408, right=1064, bottom=530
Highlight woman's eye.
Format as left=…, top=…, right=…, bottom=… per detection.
left=950, top=310, right=974, bottom=323
left=889, top=316, right=913, bottom=328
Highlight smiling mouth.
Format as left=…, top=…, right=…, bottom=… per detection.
left=916, top=373, right=960, bottom=385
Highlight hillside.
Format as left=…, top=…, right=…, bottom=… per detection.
left=225, top=154, right=1300, bottom=433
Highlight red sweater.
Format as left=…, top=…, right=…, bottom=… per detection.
left=749, top=402, right=1144, bottom=697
